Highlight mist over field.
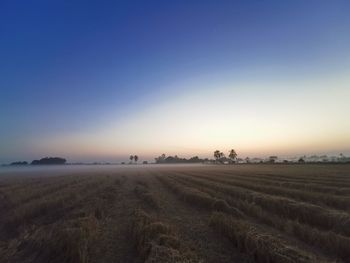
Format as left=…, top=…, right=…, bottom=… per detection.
left=1, top=1, right=350, bottom=262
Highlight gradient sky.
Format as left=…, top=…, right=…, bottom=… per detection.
left=1, top=0, right=350, bottom=163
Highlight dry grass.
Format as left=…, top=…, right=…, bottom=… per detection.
left=131, top=209, right=198, bottom=262
left=1, top=164, right=349, bottom=262
left=134, top=181, right=160, bottom=210
left=172, top=174, right=350, bottom=261
left=14, top=215, right=98, bottom=263
left=210, top=172, right=350, bottom=195
left=0, top=173, right=120, bottom=263
left=157, top=175, right=243, bottom=217
left=187, top=173, right=350, bottom=210
left=174, top=174, right=350, bottom=236
left=209, top=212, right=326, bottom=263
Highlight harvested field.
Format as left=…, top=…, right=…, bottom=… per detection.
left=0, top=164, right=349, bottom=262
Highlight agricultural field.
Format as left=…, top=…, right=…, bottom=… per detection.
left=0, top=164, right=349, bottom=263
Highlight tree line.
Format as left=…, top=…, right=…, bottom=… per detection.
left=214, top=149, right=237, bottom=163
left=154, top=154, right=207, bottom=164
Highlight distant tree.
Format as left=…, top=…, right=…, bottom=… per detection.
left=220, top=152, right=225, bottom=163
left=268, top=156, right=278, bottom=163
left=31, top=157, right=66, bottom=165
left=229, top=149, right=237, bottom=163
left=245, top=157, right=250, bottom=163
left=298, top=157, right=305, bottom=163
left=134, top=155, right=138, bottom=163
left=10, top=161, right=28, bottom=165
left=214, top=150, right=226, bottom=163
left=188, top=156, right=201, bottom=163
left=154, top=154, right=206, bottom=164
left=214, top=150, right=220, bottom=162
left=155, top=154, right=166, bottom=163
left=142, top=161, right=148, bottom=164
left=129, top=155, right=134, bottom=164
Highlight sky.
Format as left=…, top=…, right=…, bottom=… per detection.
left=1, top=0, right=350, bottom=163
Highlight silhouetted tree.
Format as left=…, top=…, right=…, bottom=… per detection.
left=214, top=150, right=225, bottom=163
left=130, top=155, right=134, bottom=163
left=229, top=149, right=237, bottom=163
left=214, top=150, right=221, bottom=161
left=31, top=157, right=66, bottom=165
left=10, top=161, right=28, bottom=165
left=268, top=156, right=278, bottom=163
left=155, top=154, right=205, bottom=164
left=134, top=155, right=138, bottom=163
left=155, top=154, right=167, bottom=163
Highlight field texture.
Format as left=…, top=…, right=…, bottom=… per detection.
left=0, top=164, right=349, bottom=263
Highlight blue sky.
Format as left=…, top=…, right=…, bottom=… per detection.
left=1, top=0, right=350, bottom=163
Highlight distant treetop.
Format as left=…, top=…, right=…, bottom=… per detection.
left=31, top=157, right=66, bottom=165
left=10, top=161, right=28, bottom=165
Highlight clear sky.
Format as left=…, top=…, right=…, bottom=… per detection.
left=1, top=0, right=350, bottom=163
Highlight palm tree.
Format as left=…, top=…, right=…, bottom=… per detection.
left=134, top=155, right=138, bottom=164
left=129, top=155, right=134, bottom=164
left=214, top=150, right=221, bottom=161
left=229, top=149, right=237, bottom=163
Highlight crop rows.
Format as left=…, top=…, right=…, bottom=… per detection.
left=209, top=212, right=321, bottom=263
left=200, top=171, right=350, bottom=195
left=157, top=175, right=243, bottom=217
left=183, top=172, right=350, bottom=210
left=131, top=209, right=198, bottom=262
left=172, top=173, right=350, bottom=237
left=170, top=174, right=350, bottom=261
left=247, top=172, right=350, bottom=188
left=134, top=180, right=160, bottom=210
left=157, top=174, right=330, bottom=262
left=0, top=174, right=122, bottom=263
left=1, top=165, right=349, bottom=262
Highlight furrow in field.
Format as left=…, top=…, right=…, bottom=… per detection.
left=0, top=175, right=75, bottom=193
left=185, top=172, right=350, bottom=210
left=0, top=176, right=115, bottom=239
left=148, top=172, right=251, bottom=262
left=171, top=174, right=350, bottom=262
left=248, top=173, right=350, bottom=187
left=133, top=178, right=160, bottom=210
left=157, top=175, right=244, bottom=217
left=4, top=176, right=123, bottom=263
left=256, top=176, right=350, bottom=188
left=197, top=165, right=350, bottom=181
left=132, top=208, right=201, bottom=262
left=210, top=212, right=331, bottom=263
left=254, top=172, right=350, bottom=181
left=2, top=175, right=95, bottom=211
left=157, top=173, right=330, bottom=262
left=206, top=171, right=350, bottom=195
left=172, top=173, right=350, bottom=237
